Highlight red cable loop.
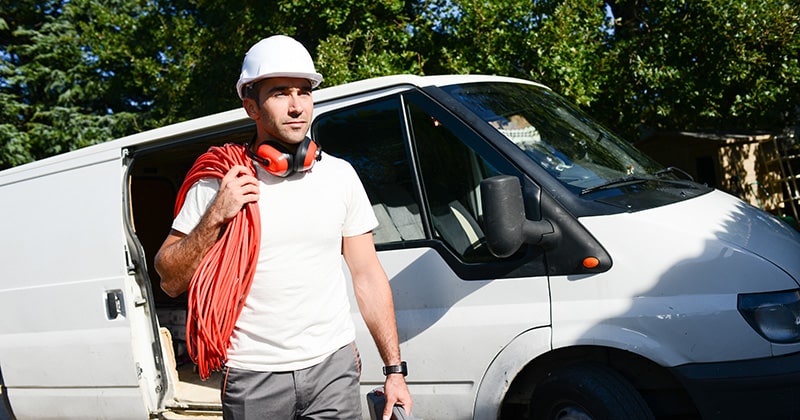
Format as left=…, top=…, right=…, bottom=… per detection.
left=173, top=143, right=260, bottom=380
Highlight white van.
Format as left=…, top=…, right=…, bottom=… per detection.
left=2, top=74, right=800, bottom=419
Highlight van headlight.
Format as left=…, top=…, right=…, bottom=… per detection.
left=738, top=289, right=800, bottom=344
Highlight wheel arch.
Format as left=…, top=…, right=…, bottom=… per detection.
left=475, top=332, right=700, bottom=420
left=501, top=345, right=700, bottom=419
left=473, top=328, right=551, bottom=420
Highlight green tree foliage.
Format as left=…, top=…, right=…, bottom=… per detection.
left=0, top=0, right=190, bottom=168
left=422, top=0, right=800, bottom=140
left=0, top=0, right=423, bottom=168
left=1, top=0, right=799, bottom=169
left=415, top=0, right=610, bottom=107
left=195, top=0, right=424, bottom=94
left=278, top=0, right=423, bottom=85
left=604, top=0, right=800, bottom=139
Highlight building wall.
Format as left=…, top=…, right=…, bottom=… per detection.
left=635, top=132, right=777, bottom=211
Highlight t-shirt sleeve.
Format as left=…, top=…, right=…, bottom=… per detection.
left=172, top=177, right=220, bottom=235
left=341, top=164, right=379, bottom=238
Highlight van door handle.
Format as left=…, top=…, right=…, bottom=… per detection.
left=105, top=289, right=126, bottom=320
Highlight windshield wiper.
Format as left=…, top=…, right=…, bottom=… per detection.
left=580, top=176, right=650, bottom=195
left=654, top=166, right=694, bottom=181
left=581, top=172, right=703, bottom=196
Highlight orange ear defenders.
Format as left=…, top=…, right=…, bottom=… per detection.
left=246, top=137, right=322, bottom=177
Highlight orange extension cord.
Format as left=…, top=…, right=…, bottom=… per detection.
left=173, top=143, right=260, bottom=380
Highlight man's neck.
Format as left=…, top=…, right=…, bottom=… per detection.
left=252, top=135, right=297, bottom=153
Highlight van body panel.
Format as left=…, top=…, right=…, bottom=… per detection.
left=551, top=189, right=800, bottom=367
left=350, top=247, right=550, bottom=420
left=608, top=189, right=800, bottom=279
left=0, top=145, right=122, bottom=186
left=696, top=191, right=800, bottom=278
left=0, top=150, right=160, bottom=417
left=7, top=387, right=149, bottom=419
left=0, top=154, right=124, bottom=285
left=0, top=292, right=139, bottom=387
left=472, top=327, right=551, bottom=420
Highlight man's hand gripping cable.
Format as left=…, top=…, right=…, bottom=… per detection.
left=173, top=143, right=260, bottom=380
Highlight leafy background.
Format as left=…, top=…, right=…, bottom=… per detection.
left=2, top=0, right=798, bottom=169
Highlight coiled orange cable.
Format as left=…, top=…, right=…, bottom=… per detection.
left=173, top=143, right=260, bottom=380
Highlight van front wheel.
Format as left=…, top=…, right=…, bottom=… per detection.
left=530, top=363, right=655, bottom=420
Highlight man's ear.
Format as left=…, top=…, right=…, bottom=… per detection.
left=243, top=98, right=259, bottom=120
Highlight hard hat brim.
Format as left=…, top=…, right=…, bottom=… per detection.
left=237, top=71, right=323, bottom=99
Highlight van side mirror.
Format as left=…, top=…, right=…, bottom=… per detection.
left=480, top=175, right=559, bottom=258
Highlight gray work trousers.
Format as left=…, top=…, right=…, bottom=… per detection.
left=221, top=343, right=363, bottom=420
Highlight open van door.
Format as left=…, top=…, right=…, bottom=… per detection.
left=0, top=147, right=163, bottom=419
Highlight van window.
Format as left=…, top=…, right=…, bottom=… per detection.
left=315, top=91, right=541, bottom=271
left=406, top=101, right=502, bottom=263
left=441, top=82, right=712, bottom=210
left=313, top=97, right=425, bottom=245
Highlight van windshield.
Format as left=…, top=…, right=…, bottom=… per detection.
left=441, top=82, right=711, bottom=204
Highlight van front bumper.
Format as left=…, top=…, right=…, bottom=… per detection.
left=670, top=350, right=800, bottom=419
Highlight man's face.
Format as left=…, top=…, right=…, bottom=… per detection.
left=245, top=77, right=314, bottom=147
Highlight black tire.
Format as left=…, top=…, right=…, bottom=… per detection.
left=530, top=363, right=655, bottom=420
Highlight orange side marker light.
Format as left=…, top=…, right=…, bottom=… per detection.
left=583, top=257, right=600, bottom=269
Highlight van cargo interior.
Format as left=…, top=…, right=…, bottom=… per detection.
left=127, top=126, right=253, bottom=411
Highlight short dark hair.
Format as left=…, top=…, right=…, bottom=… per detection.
left=241, top=78, right=315, bottom=102
left=241, top=81, right=260, bottom=101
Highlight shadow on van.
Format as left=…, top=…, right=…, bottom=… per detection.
left=500, top=197, right=800, bottom=419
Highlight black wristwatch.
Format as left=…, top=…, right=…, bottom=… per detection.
left=382, top=361, right=408, bottom=376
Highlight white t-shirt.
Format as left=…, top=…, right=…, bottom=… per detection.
left=172, top=151, right=378, bottom=372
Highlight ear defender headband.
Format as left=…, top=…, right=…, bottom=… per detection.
left=247, top=137, right=322, bottom=177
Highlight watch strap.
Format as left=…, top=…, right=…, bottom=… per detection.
left=382, top=361, right=408, bottom=376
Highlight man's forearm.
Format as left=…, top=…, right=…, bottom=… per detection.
left=355, top=275, right=402, bottom=365
left=357, top=274, right=413, bottom=417
left=155, top=168, right=260, bottom=297
left=344, top=233, right=412, bottom=415
left=155, top=214, right=225, bottom=297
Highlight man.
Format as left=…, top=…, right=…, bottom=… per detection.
left=155, top=35, right=412, bottom=420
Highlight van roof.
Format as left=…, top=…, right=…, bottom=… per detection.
left=313, top=74, right=542, bottom=103
left=0, top=74, right=543, bottom=179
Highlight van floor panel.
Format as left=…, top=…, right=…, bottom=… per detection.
left=174, top=364, right=222, bottom=404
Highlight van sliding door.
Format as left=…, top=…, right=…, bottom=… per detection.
left=0, top=148, right=160, bottom=419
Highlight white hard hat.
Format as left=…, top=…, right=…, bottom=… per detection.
left=236, top=35, right=323, bottom=99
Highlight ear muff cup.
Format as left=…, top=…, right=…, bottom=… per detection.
left=293, top=137, right=321, bottom=173
left=254, top=141, right=293, bottom=177
left=247, top=137, right=321, bottom=177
